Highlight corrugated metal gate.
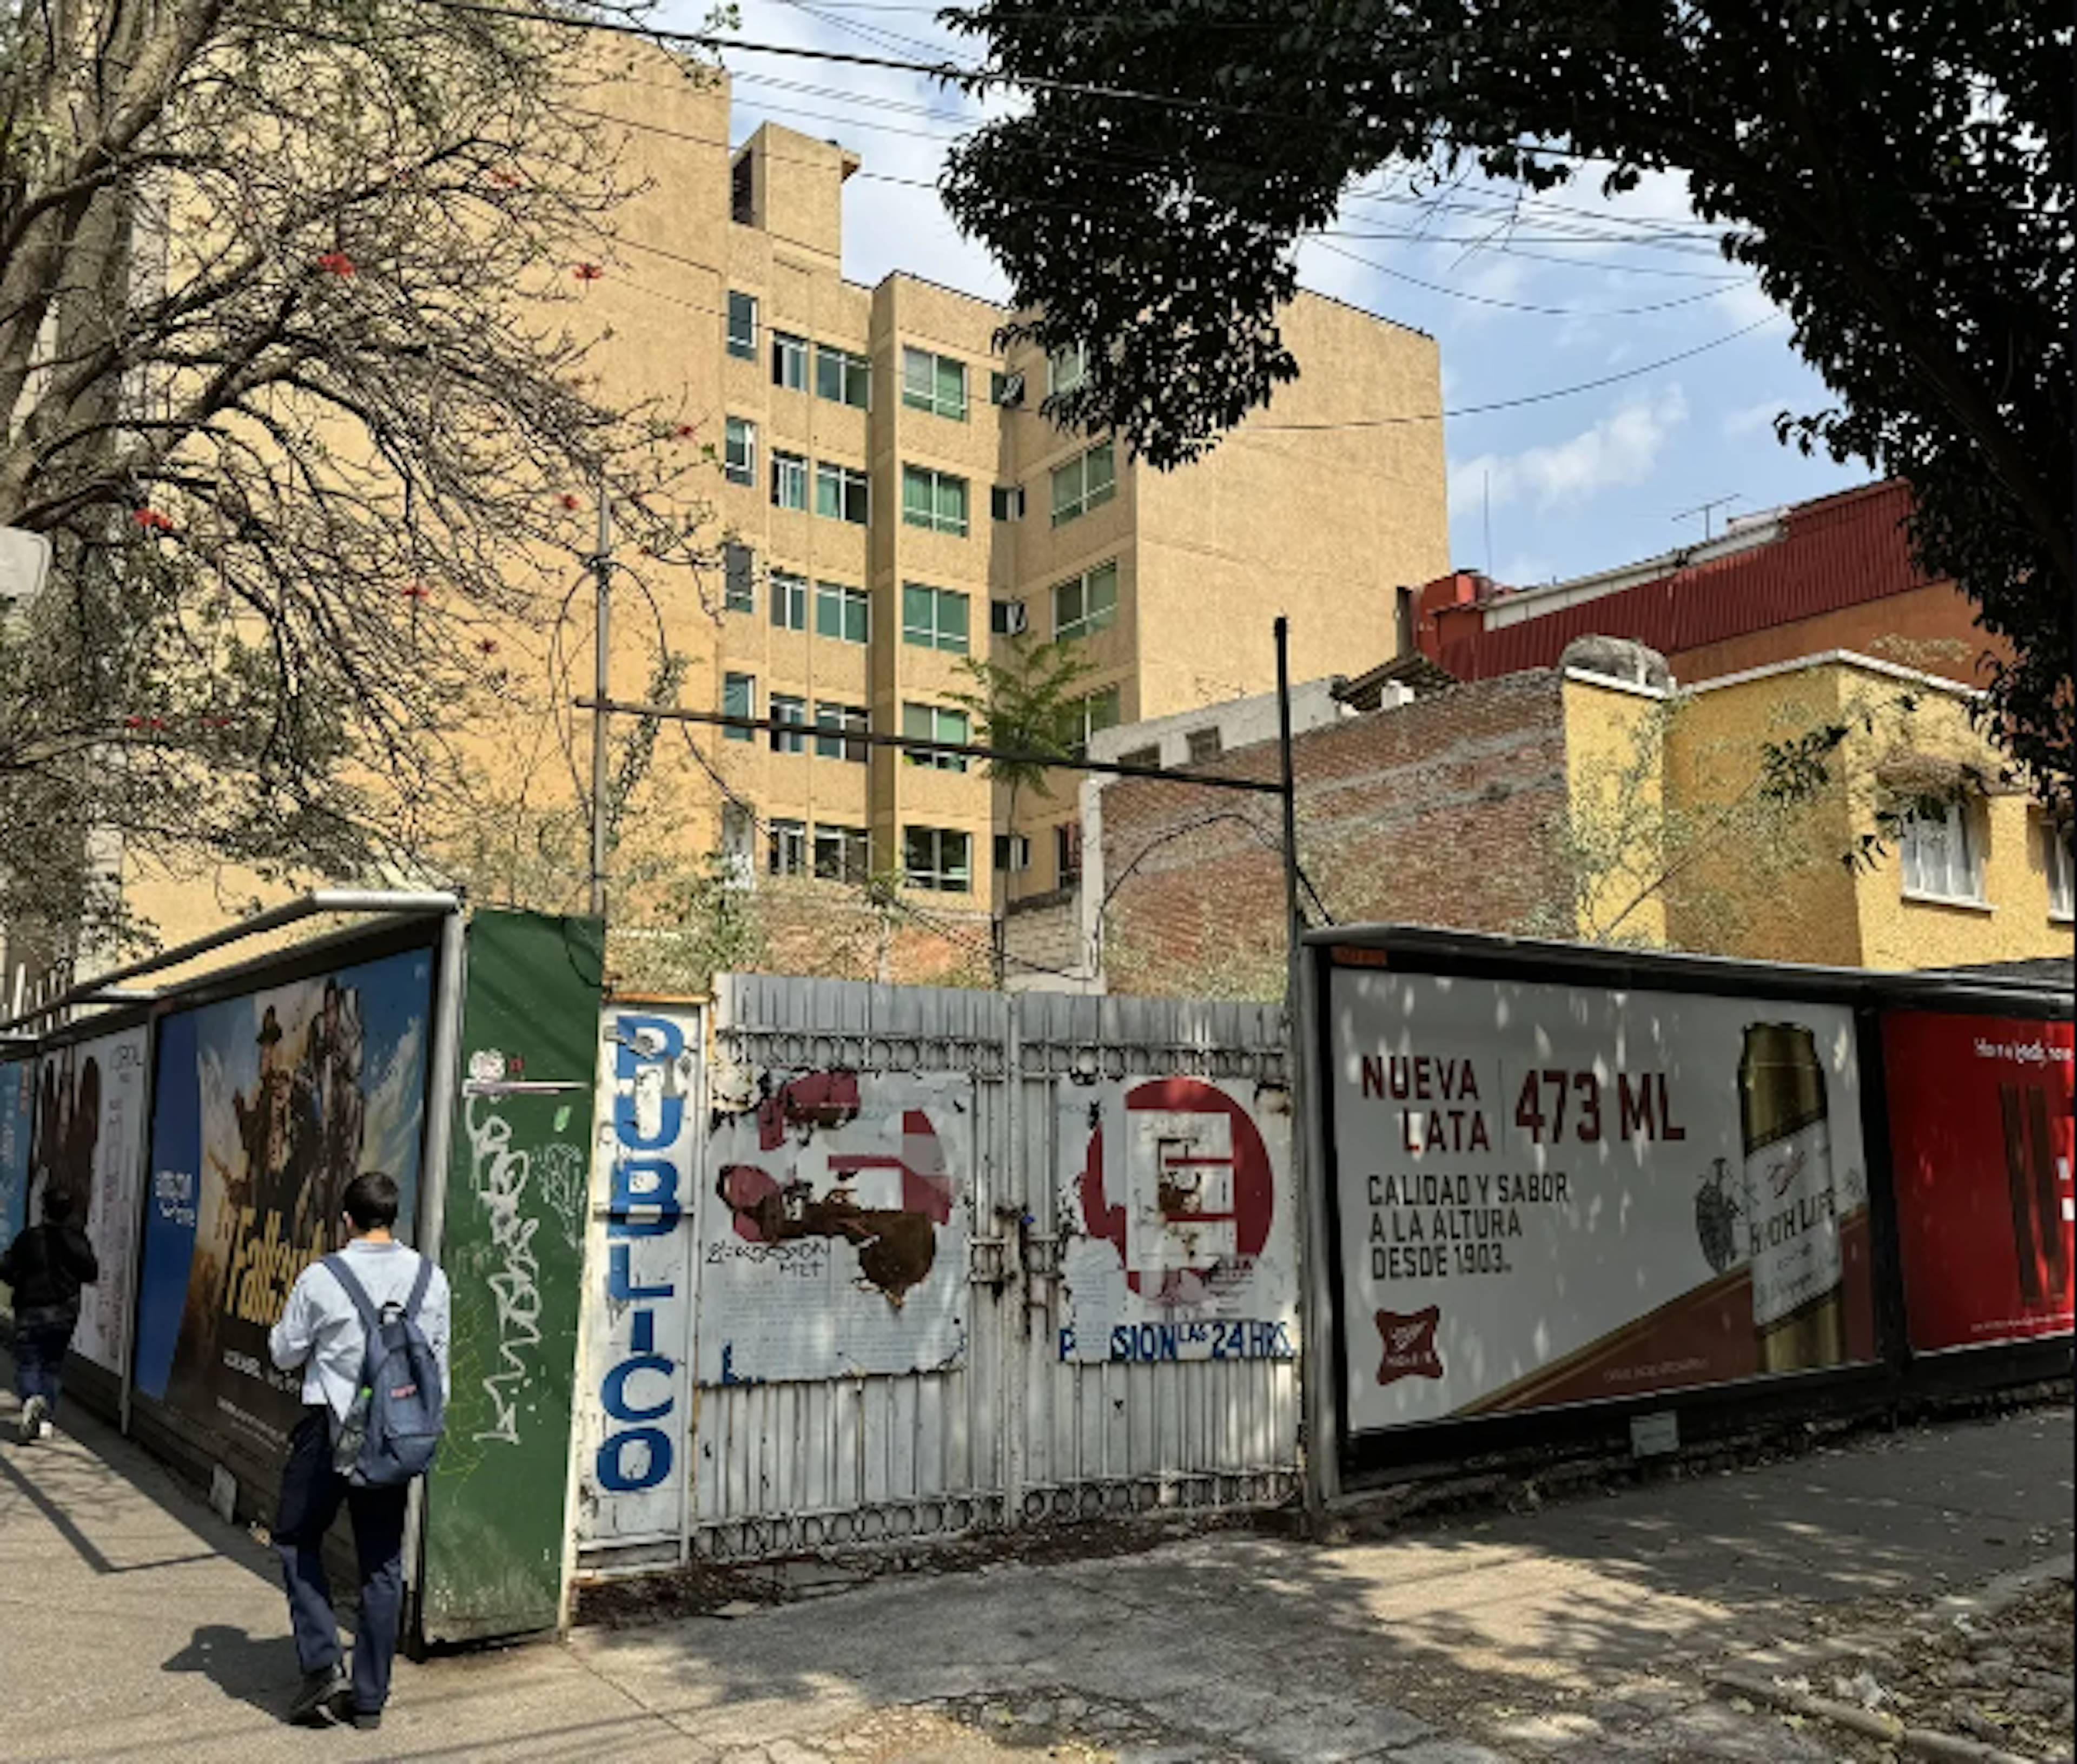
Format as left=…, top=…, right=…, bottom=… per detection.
left=573, top=977, right=1296, bottom=1572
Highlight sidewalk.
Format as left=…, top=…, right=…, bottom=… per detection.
left=0, top=1378, right=2068, bottom=1763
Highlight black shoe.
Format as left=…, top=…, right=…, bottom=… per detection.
left=288, top=1663, right=347, bottom=1725
left=346, top=1708, right=382, bottom=1732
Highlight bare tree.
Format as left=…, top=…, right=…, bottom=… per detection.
left=0, top=0, right=718, bottom=956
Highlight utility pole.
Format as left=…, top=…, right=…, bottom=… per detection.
left=588, top=488, right=612, bottom=923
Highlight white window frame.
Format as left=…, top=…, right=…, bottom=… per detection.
left=769, top=817, right=807, bottom=876
left=815, top=460, right=870, bottom=525
left=903, top=825, right=971, bottom=893
left=813, top=823, right=870, bottom=882
left=723, top=541, right=754, bottom=614
left=815, top=580, right=870, bottom=644
left=726, top=290, right=758, bottom=361
left=2045, top=821, right=2074, bottom=921
left=723, top=415, right=756, bottom=487
left=902, top=346, right=968, bottom=421
left=991, top=484, right=1025, bottom=523
left=1067, top=684, right=1121, bottom=758
left=769, top=692, right=808, bottom=755
left=903, top=702, right=970, bottom=772
left=902, top=583, right=970, bottom=654
left=1055, top=821, right=1083, bottom=887
left=720, top=802, right=755, bottom=886
left=815, top=342, right=871, bottom=409
left=772, top=329, right=809, bottom=391
left=994, top=833, right=1031, bottom=874
left=902, top=464, right=969, bottom=536
left=722, top=671, right=756, bottom=742
left=771, top=450, right=809, bottom=511
left=769, top=569, right=809, bottom=631
left=1052, top=559, right=1119, bottom=642
left=1050, top=439, right=1116, bottom=526
left=1899, top=797, right=1986, bottom=905
left=1047, top=342, right=1088, bottom=395
left=813, top=701, right=869, bottom=763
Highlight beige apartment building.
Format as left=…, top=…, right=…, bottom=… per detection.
left=116, top=52, right=1450, bottom=984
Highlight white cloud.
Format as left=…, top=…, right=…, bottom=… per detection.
left=1450, top=384, right=1689, bottom=516
left=1722, top=397, right=1794, bottom=439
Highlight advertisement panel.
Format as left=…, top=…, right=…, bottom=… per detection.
left=0, top=1059, right=33, bottom=1256
left=1885, top=1012, right=2075, bottom=1352
left=1054, top=1076, right=1298, bottom=1366
left=697, top=1069, right=971, bottom=1383
left=1328, top=964, right=1876, bottom=1433
left=133, top=947, right=434, bottom=1452
left=422, top=910, right=602, bottom=1644
left=31, top=1027, right=149, bottom=1373
left=575, top=1004, right=699, bottom=1550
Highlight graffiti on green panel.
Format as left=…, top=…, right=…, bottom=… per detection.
left=421, top=909, right=603, bottom=1642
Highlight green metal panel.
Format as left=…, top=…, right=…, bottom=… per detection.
left=421, top=909, right=604, bottom=1642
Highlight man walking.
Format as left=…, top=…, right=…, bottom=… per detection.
left=1, top=1186, right=98, bottom=1443
left=268, top=1170, right=451, bottom=1729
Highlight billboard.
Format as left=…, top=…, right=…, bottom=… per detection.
left=0, top=1059, right=33, bottom=1256
left=1055, top=1076, right=1299, bottom=1365
left=1327, top=964, right=1877, bottom=1433
left=1885, top=1012, right=2075, bottom=1352
left=32, top=1028, right=148, bottom=1373
left=133, top=947, right=434, bottom=1451
left=698, top=1069, right=971, bottom=1383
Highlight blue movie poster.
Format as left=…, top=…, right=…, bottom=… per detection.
left=0, top=1059, right=35, bottom=1263
left=133, top=946, right=434, bottom=1449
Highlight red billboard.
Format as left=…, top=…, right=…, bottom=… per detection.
left=1884, top=1012, right=2075, bottom=1352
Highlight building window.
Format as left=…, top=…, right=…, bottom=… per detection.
left=771, top=450, right=808, bottom=511
left=815, top=343, right=870, bottom=409
left=902, top=465, right=969, bottom=536
left=769, top=693, right=807, bottom=755
left=772, top=331, right=808, bottom=391
left=902, top=583, right=969, bottom=653
left=1185, top=726, right=1223, bottom=765
left=2045, top=822, right=2073, bottom=920
left=1899, top=798, right=1983, bottom=904
left=990, top=599, right=1029, bottom=637
left=723, top=542, right=754, bottom=614
left=815, top=460, right=870, bottom=525
left=720, top=802, right=755, bottom=886
left=903, top=702, right=970, bottom=771
left=814, top=701, right=869, bottom=763
left=1055, top=822, right=1083, bottom=888
left=769, top=570, right=808, bottom=631
left=1050, top=440, right=1116, bottom=526
left=726, top=290, right=757, bottom=360
left=724, top=415, right=756, bottom=487
left=815, top=580, right=870, bottom=644
left=1116, top=744, right=1160, bottom=770
left=994, top=833, right=1031, bottom=874
left=902, top=346, right=968, bottom=421
left=814, top=823, right=870, bottom=882
left=730, top=157, right=754, bottom=225
left=1053, top=559, right=1119, bottom=643
left=1067, top=685, right=1121, bottom=759
left=769, top=817, right=807, bottom=877
left=904, top=825, right=971, bottom=893
left=1048, top=342, right=1088, bottom=395
left=722, top=671, right=755, bottom=742
left=991, top=484, right=1024, bottom=523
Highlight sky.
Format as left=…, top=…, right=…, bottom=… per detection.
left=658, top=0, right=1876, bottom=592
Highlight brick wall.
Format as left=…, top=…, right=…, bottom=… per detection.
left=1099, top=671, right=1572, bottom=997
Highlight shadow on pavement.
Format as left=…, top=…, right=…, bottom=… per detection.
left=162, top=1623, right=302, bottom=1717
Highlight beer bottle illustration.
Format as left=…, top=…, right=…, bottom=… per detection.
left=1739, top=1023, right=1845, bottom=1372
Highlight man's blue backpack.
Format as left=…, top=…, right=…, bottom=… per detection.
left=322, top=1254, right=446, bottom=1487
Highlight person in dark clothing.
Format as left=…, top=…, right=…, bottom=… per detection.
left=1, top=1187, right=98, bottom=1443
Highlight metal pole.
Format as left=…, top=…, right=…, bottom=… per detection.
left=1274, top=617, right=1328, bottom=1528
left=589, top=491, right=613, bottom=923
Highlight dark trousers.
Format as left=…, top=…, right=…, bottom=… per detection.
left=274, top=1409, right=409, bottom=1716
left=12, top=1306, right=77, bottom=1415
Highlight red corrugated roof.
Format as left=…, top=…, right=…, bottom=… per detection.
left=1436, top=481, right=1936, bottom=680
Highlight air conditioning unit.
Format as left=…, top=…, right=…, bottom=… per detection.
left=993, top=371, right=1026, bottom=407
left=991, top=599, right=1029, bottom=636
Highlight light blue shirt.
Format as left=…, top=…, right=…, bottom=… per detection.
left=269, top=1238, right=452, bottom=1424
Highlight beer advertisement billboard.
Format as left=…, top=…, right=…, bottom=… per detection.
left=133, top=947, right=434, bottom=1451
left=1884, top=1012, right=2074, bottom=1352
left=1327, top=964, right=1878, bottom=1435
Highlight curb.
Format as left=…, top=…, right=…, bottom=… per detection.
left=1710, top=1667, right=2042, bottom=1764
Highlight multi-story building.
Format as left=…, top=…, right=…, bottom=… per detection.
left=110, top=58, right=1450, bottom=984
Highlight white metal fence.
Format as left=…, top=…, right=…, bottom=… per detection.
left=572, top=976, right=1296, bottom=1571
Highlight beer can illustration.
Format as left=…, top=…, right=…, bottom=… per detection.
left=1739, top=1023, right=1845, bottom=1372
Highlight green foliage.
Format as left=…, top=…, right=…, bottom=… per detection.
left=947, top=634, right=1093, bottom=814
left=941, top=0, right=2071, bottom=805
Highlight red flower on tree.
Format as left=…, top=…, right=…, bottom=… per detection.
left=401, top=582, right=431, bottom=602
left=559, top=493, right=581, bottom=511
left=131, top=507, right=174, bottom=533
left=572, top=262, right=604, bottom=282
left=316, top=251, right=356, bottom=276
left=477, top=638, right=499, bottom=656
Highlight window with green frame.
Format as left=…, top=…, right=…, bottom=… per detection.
left=722, top=671, right=755, bottom=741
left=814, top=460, right=869, bottom=524
left=902, top=465, right=968, bottom=536
left=902, top=702, right=970, bottom=771
left=725, top=290, right=757, bottom=360
left=901, top=583, right=969, bottom=653
left=1050, top=440, right=1116, bottom=526
left=1053, top=559, right=1118, bottom=642
left=814, top=343, right=871, bottom=409
left=814, top=580, right=870, bottom=643
left=901, top=346, right=967, bottom=420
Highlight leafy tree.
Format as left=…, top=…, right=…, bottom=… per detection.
left=0, top=0, right=716, bottom=960
left=947, top=631, right=1092, bottom=835
left=941, top=0, right=2071, bottom=807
